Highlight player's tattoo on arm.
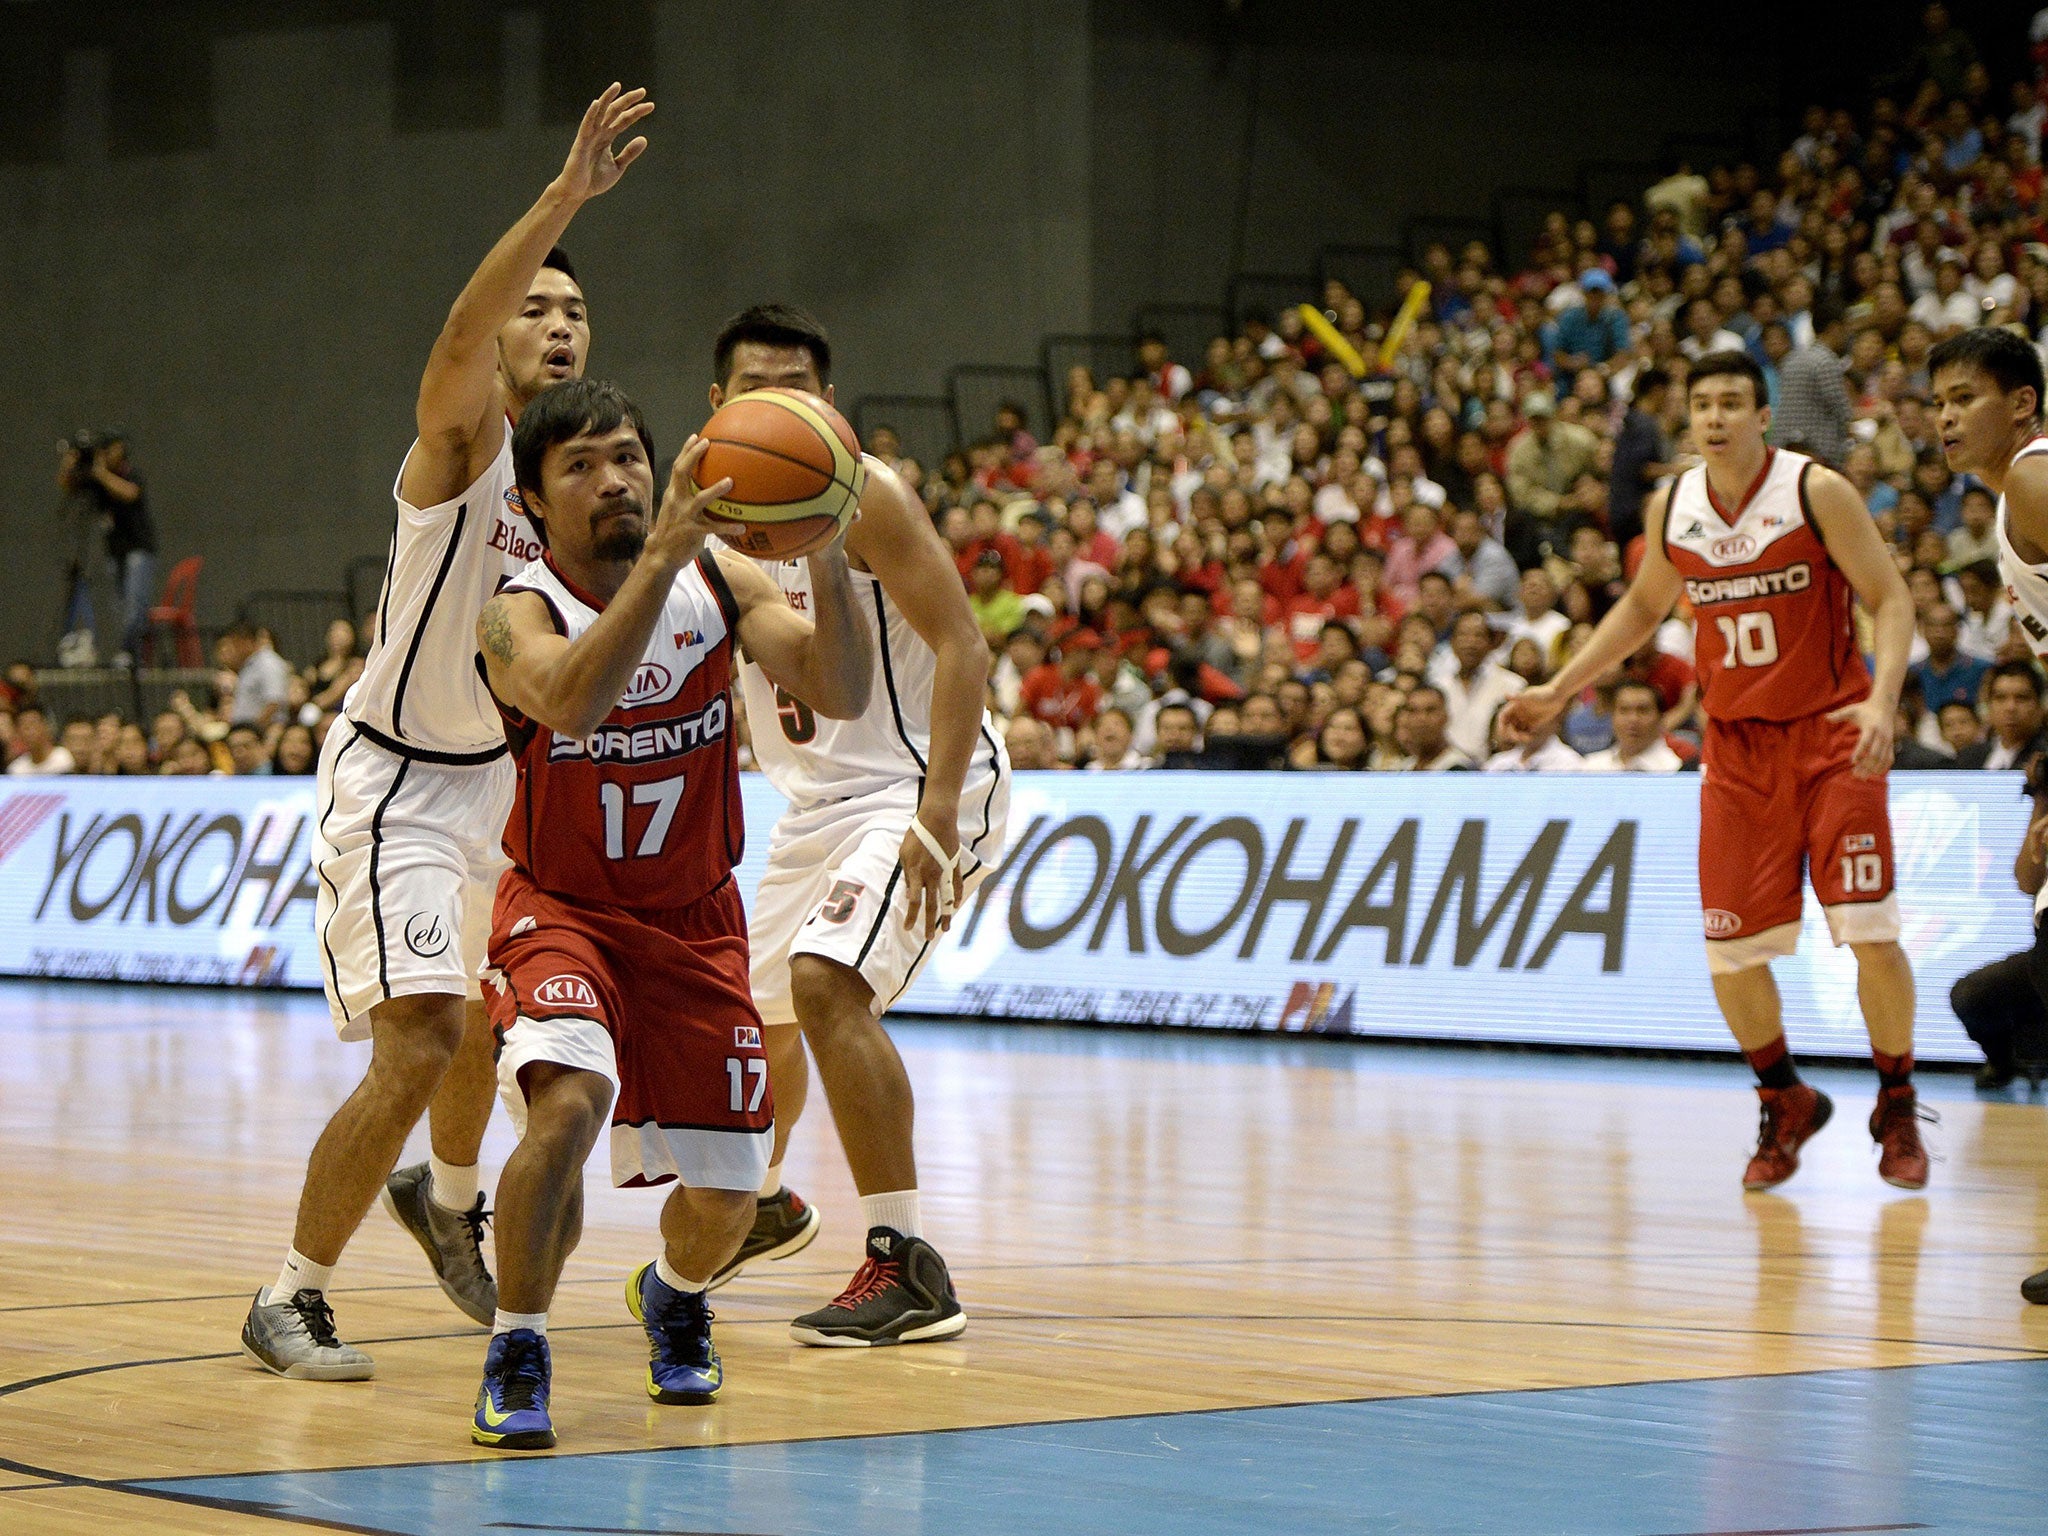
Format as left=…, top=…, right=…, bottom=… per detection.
left=479, top=597, right=517, bottom=665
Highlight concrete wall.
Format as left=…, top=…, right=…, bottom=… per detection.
left=0, top=1, right=1091, bottom=659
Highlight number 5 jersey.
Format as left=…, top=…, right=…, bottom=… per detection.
left=1663, top=448, right=1870, bottom=721
left=490, top=550, right=744, bottom=910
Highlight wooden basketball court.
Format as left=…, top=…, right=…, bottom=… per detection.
left=4, top=977, right=2048, bottom=1533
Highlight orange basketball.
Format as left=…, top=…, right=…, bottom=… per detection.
left=692, top=388, right=864, bottom=560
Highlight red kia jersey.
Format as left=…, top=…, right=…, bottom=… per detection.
left=493, top=551, right=743, bottom=911
left=1663, top=449, right=1868, bottom=722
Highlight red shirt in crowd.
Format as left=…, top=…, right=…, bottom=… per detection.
left=1281, top=586, right=1362, bottom=662
left=1019, top=663, right=1103, bottom=731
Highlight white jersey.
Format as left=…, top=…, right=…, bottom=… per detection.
left=1997, top=436, right=2048, bottom=663
left=738, top=557, right=1005, bottom=807
left=345, top=431, right=543, bottom=758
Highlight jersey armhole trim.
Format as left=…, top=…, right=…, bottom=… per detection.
left=699, top=552, right=742, bottom=633
left=1795, top=460, right=1830, bottom=554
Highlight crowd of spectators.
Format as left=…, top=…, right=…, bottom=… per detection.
left=847, top=3, right=2048, bottom=775
left=8, top=6, right=2047, bottom=785
left=0, top=618, right=362, bottom=778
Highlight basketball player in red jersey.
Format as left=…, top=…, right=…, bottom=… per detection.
left=465, top=380, right=871, bottom=1449
left=1503, top=351, right=1926, bottom=1190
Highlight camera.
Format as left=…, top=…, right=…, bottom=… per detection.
left=63, top=428, right=106, bottom=457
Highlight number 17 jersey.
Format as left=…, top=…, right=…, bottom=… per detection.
left=1663, top=448, right=1869, bottom=722
left=492, top=550, right=744, bottom=912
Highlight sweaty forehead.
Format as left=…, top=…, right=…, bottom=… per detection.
left=526, top=270, right=585, bottom=307
left=728, top=342, right=820, bottom=387
left=548, top=423, right=643, bottom=460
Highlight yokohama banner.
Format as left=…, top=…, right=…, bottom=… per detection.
left=0, top=772, right=2028, bottom=1060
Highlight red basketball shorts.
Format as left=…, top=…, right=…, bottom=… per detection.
left=1697, top=711, right=1899, bottom=974
left=483, top=866, right=771, bottom=1190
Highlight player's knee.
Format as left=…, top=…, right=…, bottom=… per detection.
left=521, top=1065, right=613, bottom=1155
left=364, top=993, right=468, bottom=1090
left=695, top=1184, right=757, bottom=1237
left=789, top=954, right=870, bottom=1036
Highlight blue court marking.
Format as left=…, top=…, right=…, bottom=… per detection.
left=136, top=1358, right=2048, bottom=1535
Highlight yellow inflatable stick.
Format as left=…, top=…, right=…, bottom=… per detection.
left=1377, top=280, right=1432, bottom=369
left=1295, top=303, right=1368, bottom=378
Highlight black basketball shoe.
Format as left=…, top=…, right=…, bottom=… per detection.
left=789, top=1228, right=965, bottom=1347
left=709, top=1186, right=822, bottom=1292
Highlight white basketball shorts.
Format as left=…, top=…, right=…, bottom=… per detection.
left=749, top=770, right=1009, bottom=1025
left=312, top=718, right=514, bottom=1040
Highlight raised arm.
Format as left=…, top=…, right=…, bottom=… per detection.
left=476, top=441, right=726, bottom=740
left=851, top=459, right=993, bottom=937
left=402, top=84, right=654, bottom=510
left=1805, top=462, right=1914, bottom=777
left=1499, top=486, right=1684, bottom=738
left=716, top=538, right=872, bottom=721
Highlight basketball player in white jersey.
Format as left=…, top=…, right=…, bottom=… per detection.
left=242, top=85, right=655, bottom=1380
left=1928, top=325, right=2048, bottom=1300
left=708, top=305, right=1011, bottom=1345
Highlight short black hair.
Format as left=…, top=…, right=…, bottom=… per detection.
left=1688, top=349, right=1769, bottom=407
left=541, top=246, right=577, bottom=284
left=1613, top=678, right=1662, bottom=710
left=1987, top=658, right=2045, bottom=700
left=713, top=303, right=832, bottom=389
left=1633, top=367, right=1671, bottom=398
left=1927, top=326, right=2045, bottom=420
left=510, top=379, right=656, bottom=531
left=226, top=722, right=261, bottom=741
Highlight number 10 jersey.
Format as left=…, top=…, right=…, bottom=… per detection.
left=1663, top=447, right=1869, bottom=722
left=492, top=550, right=744, bottom=912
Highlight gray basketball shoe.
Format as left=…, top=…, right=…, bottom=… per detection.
left=381, top=1162, right=497, bottom=1326
left=240, top=1288, right=375, bottom=1380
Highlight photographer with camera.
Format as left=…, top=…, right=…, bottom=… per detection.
left=56, top=428, right=155, bottom=668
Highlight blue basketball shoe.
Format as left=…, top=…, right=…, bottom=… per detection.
left=471, top=1328, right=554, bottom=1450
left=626, top=1262, right=723, bottom=1404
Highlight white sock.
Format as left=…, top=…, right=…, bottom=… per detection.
left=655, top=1255, right=709, bottom=1294
left=264, top=1247, right=333, bottom=1305
left=428, top=1154, right=481, bottom=1213
left=758, top=1162, right=784, bottom=1199
left=860, top=1189, right=922, bottom=1240
left=492, top=1308, right=547, bottom=1337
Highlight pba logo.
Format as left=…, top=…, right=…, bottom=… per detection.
left=535, top=974, right=599, bottom=1009
left=673, top=629, right=705, bottom=648
left=622, top=661, right=672, bottom=705
left=1703, top=909, right=1743, bottom=938
left=1709, top=534, right=1757, bottom=564
left=1842, top=833, right=1876, bottom=853
left=504, top=487, right=528, bottom=517
left=734, top=1025, right=762, bottom=1049
left=403, top=912, right=448, bottom=958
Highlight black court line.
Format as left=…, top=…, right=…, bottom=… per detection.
left=8, top=1240, right=2048, bottom=1317
left=6, top=1311, right=2043, bottom=1412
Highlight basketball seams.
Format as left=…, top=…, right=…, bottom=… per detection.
left=694, top=388, right=862, bottom=557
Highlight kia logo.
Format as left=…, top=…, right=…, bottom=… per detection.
left=622, top=662, right=672, bottom=705
left=1710, top=535, right=1756, bottom=563
left=1703, top=909, right=1743, bottom=938
left=535, top=974, right=599, bottom=1009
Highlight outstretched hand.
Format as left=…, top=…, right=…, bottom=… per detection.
left=558, top=83, right=654, bottom=203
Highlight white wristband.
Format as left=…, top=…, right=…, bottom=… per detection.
left=907, top=816, right=961, bottom=920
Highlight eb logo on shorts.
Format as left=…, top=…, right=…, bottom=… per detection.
left=404, top=913, right=449, bottom=958
left=734, top=1025, right=762, bottom=1049
left=535, top=974, right=599, bottom=1009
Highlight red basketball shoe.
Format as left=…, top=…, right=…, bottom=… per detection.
left=1870, top=1085, right=1931, bottom=1190
left=1742, top=1083, right=1834, bottom=1191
